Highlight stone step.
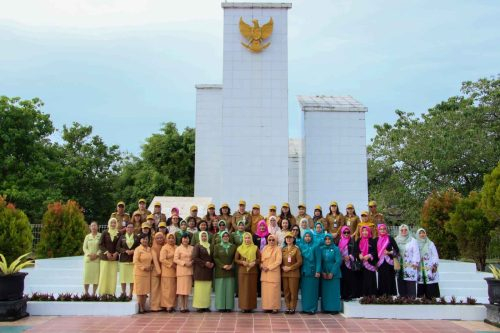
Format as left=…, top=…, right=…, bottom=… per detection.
left=439, top=271, right=492, bottom=280
left=440, top=287, right=488, bottom=297
left=438, top=260, right=478, bottom=273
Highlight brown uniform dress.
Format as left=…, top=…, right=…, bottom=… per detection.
left=150, top=242, right=163, bottom=311
left=369, top=211, right=385, bottom=225
left=232, top=211, right=251, bottom=232
left=325, top=213, right=346, bottom=238
left=278, top=215, right=297, bottom=227
left=133, top=245, right=152, bottom=295
left=250, top=214, right=265, bottom=234
left=296, top=214, right=314, bottom=229
left=219, top=214, right=232, bottom=229
left=111, top=212, right=131, bottom=231
left=281, top=245, right=303, bottom=310
left=159, top=242, right=177, bottom=308
left=260, top=244, right=283, bottom=310
left=234, top=249, right=261, bottom=310
left=173, top=244, right=194, bottom=295
left=133, top=209, right=151, bottom=224
left=345, top=215, right=360, bottom=238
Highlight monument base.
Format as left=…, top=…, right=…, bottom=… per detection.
left=0, top=297, right=29, bottom=322
left=485, top=304, right=500, bottom=328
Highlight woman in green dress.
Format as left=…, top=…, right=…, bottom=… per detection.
left=175, top=220, right=191, bottom=245
left=213, top=231, right=237, bottom=312
left=191, top=220, right=212, bottom=246
left=83, top=221, right=101, bottom=296
left=211, top=220, right=232, bottom=246
left=299, top=230, right=321, bottom=314
left=320, top=233, right=342, bottom=314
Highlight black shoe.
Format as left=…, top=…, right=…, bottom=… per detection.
left=308, top=312, right=315, bottom=315
left=272, top=310, right=279, bottom=314
left=197, top=309, right=204, bottom=313
left=330, top=311, right=339, bottom=315
left=290, top=310, right=296, bottom=315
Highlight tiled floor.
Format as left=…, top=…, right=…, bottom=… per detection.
left=1, top=313, right=499, bottom=333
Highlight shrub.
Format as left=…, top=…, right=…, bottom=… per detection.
left=421, top=189, right=460, bottom=259
left=0, top=196, right=33, bottom=263
left=448, top=192, right=492, bottom=271
left=37, top=200, right=88, bottom=258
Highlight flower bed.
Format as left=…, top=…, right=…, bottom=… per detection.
left=343, top=296, right=486, bottom=320
left=26, top=293, right=137, bottom=316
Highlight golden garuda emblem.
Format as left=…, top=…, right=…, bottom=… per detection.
left=239, top=17, right=273, bottom=52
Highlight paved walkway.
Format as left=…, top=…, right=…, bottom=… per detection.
left=1, top=313, right=499, bottom=333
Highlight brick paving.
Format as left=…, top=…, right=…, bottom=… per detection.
left=2, top=312, right=499, bottom=333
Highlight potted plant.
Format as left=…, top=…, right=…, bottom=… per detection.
left=485, top=265, right=500, bottom=305
left=0, top=252, right=34, bottom=321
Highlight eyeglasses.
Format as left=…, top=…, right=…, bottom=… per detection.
left=292, top=229, right=299, bottom=232
left=343, top=231, right=350, bottom=234
left=268, top=239, right=275, bottom=242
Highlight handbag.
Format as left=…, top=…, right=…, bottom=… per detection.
left=351, top=260, right=362, bottom=272
left=393, top=257, right=401, bottom=271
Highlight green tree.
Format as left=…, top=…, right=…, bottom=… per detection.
left=37, top=200, right=88, bottom=258
left=448, top=192, right=490, bottom=270
left=480, top=162, right=500, bottom=260
left=0, top=96, right=61, bottom=223
left=368, top=76, right=500, bottom=225
left=58, top=122, right=122, bottom=223
left=0, top=196, right=33, bottom=263
left=115, top=122, right=195, bottom=212
left=420, top=189, right=460, bottom=259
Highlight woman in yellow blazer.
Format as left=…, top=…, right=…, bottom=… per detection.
left=133, top=234, right=153, bottom=314
left=160, top=233, right=177, bottom=312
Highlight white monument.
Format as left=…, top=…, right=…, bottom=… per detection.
left=195, top=2, right=368, bottom=214
left=195, top=2, right=291, bottom=210
left=297, top=95, right=368, bottom=214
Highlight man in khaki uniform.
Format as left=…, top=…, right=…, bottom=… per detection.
left=250, top=204, right=264, bottom=234
left=188, top=205, right=202, bottom=226
left=325, top=201, right=345, bottom=239
left=111, top=201, right=130, bottom=232
left=152, top=202, right=167, bottom=228
left=368, top=200, right=385, bottom=225
left=133, top=198, right=151, bottom=223
left=232, top=200, right=251, bottom=232
left=295, top=203, right=313, bottom=229
left=266, top=205, right=278, bottom=225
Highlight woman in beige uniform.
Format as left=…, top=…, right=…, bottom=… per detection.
left=160, top=233, right=177, bottom=312
left=150, top=232, right=165, bottom=311
left=174, top=232, right=194, bottom=312
left=260, top=234, right=283, bottom=313
left=133, top=234, right=153, bottom=314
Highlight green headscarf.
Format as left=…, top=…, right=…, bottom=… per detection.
left=220, top=231, right=231, bottom=251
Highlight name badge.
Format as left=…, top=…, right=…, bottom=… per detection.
left=347, top=221, right=351, bottom=226
left=288, top=256, right=292, bottom=263
left=333, top=223, right=337, bottom=228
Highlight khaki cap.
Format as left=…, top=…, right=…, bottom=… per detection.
left=239, top=200, right=246, bottom=206
left=138, top=198, right=146, bottom=204
left=208, top=203, right=215, bottom=209
left=282, top=202, right=289, bottom=208
left=141, top=222, right=151, bottom=228
left=368, top=201, right=377, bottom=207
left=252, top=204, right=260, bottom=209
left=346, top=203, right=354, bottom=209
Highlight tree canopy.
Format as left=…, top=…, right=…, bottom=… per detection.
left=368, top=76, right=500, bottom=225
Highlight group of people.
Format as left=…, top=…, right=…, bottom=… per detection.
left=82, top=199, right=441, bottom=314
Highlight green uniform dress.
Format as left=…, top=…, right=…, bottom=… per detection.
left=213, top=242, right=237, bottom=310
left=320, top=238, right=342, bottom=312
left=299, top=231, right=321, bottom=313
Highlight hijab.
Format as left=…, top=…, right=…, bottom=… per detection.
left=198, top=231, right=211, bottom=254
left=220, top=231, right=231, bottom=251
left=164, top=233, right=176, bottom=251
left=255, top=220, right=269, bottom=251
left=416, top=228, right=432, bottom=257
left=338, top=226, right=351, bottom=253
left=359, top=226, right=372, bottom=256
left=299, top=218, right=309, bottom=236
left=268, top=216, right=280, bottom=235
left=237, top=232, right=257, bottom=264
left=313, top=221, right=324, bottom=236
left=299, top=230, right=316, bottom=258
left=234, top=220, right=245, bottom=238
left=107, top=218, right=119, bottom=241
left=152, top=232, right=165, bottom=259
left=395, top=224, right=412, bottom=258
left=261, top=234, right=278, bottom=261
left=323, top=233, right=335, bottom=249
left=376, top=223, right=390, bottom=259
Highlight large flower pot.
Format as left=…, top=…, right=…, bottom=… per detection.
left=485, top=277, right=500, bottom=305
left=0, top=272, right=28, bottom=301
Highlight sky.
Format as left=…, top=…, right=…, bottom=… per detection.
left=1, top=0, right=499, bottom=156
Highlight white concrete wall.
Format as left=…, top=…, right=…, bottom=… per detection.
left=219, top=4, right=290, bottom=209
left=288, top=139, right=301, bottom=212
left=303, top=111, right=368, bottom=213
left=194, top=85, right=223, bottom=203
